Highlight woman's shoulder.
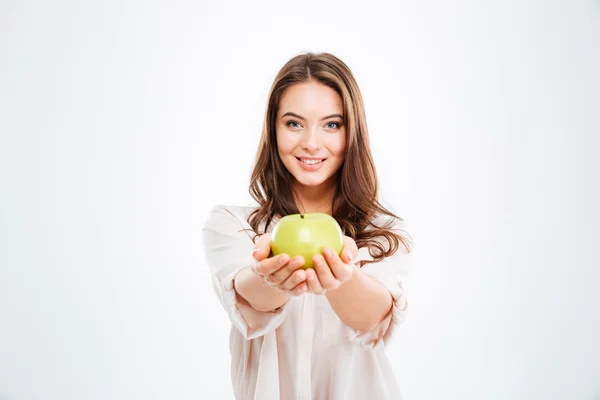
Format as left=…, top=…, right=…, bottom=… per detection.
left=369, top=210, right=413, bottom=252
left=208, top=203, right=257, bottom=219
left=205, top=203, right=283, bottom=236
left=203, top=203, right=258, bottom=231
left=370, top=210, right=408, bottom=232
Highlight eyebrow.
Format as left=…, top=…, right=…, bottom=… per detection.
left=281, top=112, right=343, bottom=121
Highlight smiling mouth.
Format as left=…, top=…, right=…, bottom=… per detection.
left=296, top=157, right=326, bottom=165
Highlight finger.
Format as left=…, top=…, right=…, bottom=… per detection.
left=278, top=268, right=307, bottom=292
left=291, top=281, right=308, bottom=296
left=268, top=256, right=305, bottom=285
left=313, top=253, right=339, bottom=290
left=340, top=246, right=354, bottom=264
left=342, top=236, right=358, bottom=261
left=253, top=253, right=290, bottom=276
left=323, top=247, right=353, bottom=282
left=252, top=233, right=272, bottom=261
left=305, top=267, right=326, bottom=294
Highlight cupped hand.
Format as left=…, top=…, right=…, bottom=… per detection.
left=306, top=235, right=359, bottom=295
left=251, top=233, right=308, bottom=296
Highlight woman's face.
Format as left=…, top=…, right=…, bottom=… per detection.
left=275, top=81, right=346, bottom=190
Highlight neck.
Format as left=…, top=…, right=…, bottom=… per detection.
left=292, top=176, right=338, bottom=215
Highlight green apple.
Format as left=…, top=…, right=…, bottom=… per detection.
left=270, top=213, right=344, bottom=269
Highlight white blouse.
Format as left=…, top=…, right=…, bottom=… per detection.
left=202, top=204, right=413, bottom=400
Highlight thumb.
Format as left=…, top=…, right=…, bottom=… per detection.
left=342, top=249, right=354, bottom=264
left=253, top=233, right=272, bottom=260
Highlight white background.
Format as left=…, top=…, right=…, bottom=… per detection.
left=1, top=0, right=599, bottom=399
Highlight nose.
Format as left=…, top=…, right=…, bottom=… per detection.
left=301, top=125, right=322, bottom=152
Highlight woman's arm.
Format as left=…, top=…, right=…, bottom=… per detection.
left=308, top=246, right=392, bottom=332
left=233, top=264, right=290, bottom=312
left=324, top=262, right=393, bottom=332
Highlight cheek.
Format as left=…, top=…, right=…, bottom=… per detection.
left=276, top=130, right=296, bottom=154
left=327, top=133, right=346, bottom=157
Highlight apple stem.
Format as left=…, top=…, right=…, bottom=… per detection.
left=300, top=214, right=304, bottom=219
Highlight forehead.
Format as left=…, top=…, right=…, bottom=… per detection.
left=278, top=82, right=343, bottom=117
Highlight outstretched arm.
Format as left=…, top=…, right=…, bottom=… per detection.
left=305, top=236, right=393, bottom=332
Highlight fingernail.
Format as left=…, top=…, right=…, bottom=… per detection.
left=348, top=253, right=354, bottom=262
left=253, top=248, right=260, bottom=255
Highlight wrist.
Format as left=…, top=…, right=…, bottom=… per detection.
left=248, top=263, right=290, bottom=296
left=326, top=263, right=359, bottom=295
left=235, top=264, right=291, bottom=312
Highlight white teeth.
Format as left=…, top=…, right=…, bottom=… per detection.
left=300, top=159, right=323, bottom=165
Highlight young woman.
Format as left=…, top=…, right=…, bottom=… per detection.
left=202, top=52, right=413, bottom=400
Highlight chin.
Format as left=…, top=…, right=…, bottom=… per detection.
left=296, top=178, right=327, bottom=187
left=292, top=171, right=335, bottom=187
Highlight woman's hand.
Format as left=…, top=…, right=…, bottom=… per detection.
left=305, top=235, right=359, bottom=295
left=251, top=233, right=308, bottom=296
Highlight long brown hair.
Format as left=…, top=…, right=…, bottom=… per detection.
left=248, top=52, right=412, bottom=263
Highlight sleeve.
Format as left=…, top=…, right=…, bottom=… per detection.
left=201, top=204, right=291, bottom=340
left=348, top=217, right=414, bottom=349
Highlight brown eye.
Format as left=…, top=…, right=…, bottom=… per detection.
left=286, top=121, right=302, bottom=129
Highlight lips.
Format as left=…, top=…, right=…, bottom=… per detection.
left=296, top=157, right=326, bottom=171
left=297, top=157, right=326, bottom=165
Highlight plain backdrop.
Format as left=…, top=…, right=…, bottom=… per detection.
left=1, top=0, right=599, bottom=399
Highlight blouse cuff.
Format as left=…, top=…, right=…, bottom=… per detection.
left=212, top=264, right=291, bottom=340
left=348, top=278, right=408, bottom=349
